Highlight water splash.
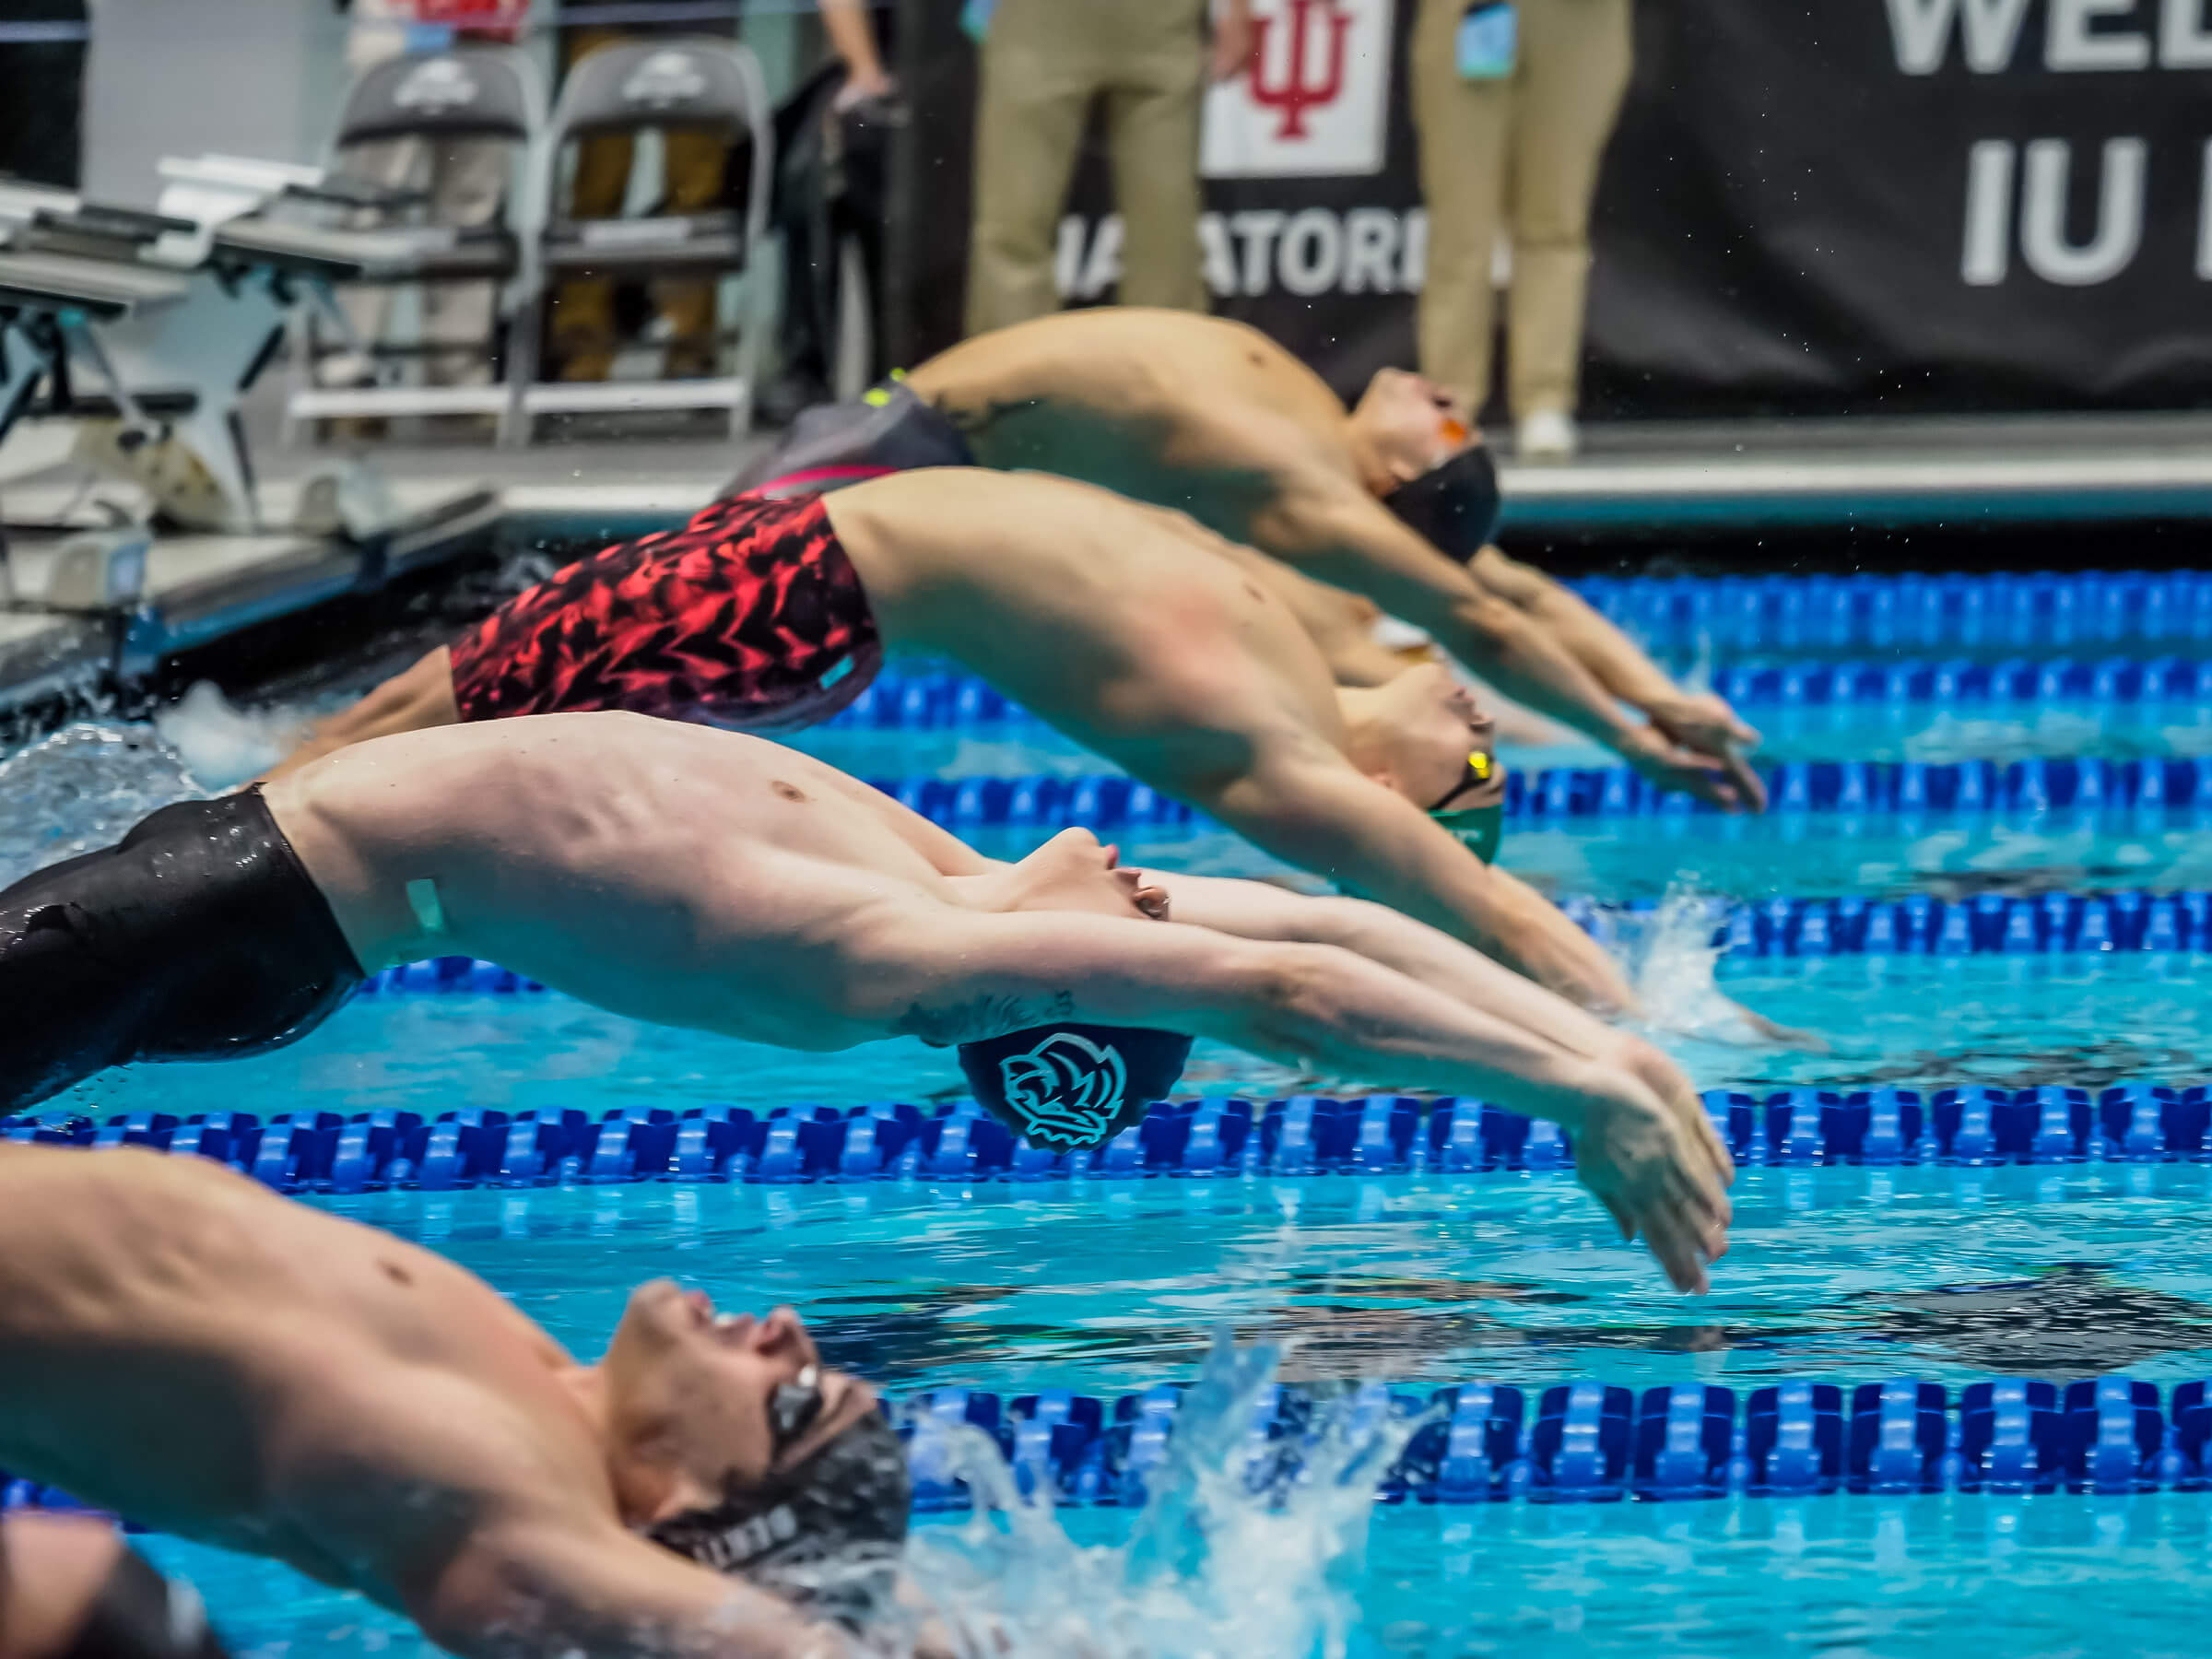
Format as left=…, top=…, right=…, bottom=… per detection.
left=153, top=680, right=309, bottom=791
left=1609, top=884, right=1764, bottom=1046
left=896, top=1336, right=1417, bottom=1659
left=0, top=722, right=206, bottom=885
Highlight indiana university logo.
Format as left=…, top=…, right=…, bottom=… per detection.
left=1202, top=0, right=1392, bottom=179
left=997, top=1032, right=1130, bottom=1148
left=1250, top=0, right=1351, bottom=140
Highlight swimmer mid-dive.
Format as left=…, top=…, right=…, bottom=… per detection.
left=269, top=469, right=1797, bottom=1035
left=726, top=308, right=1765, bottom=811
left=0, top=1144, right=906, bottom=1659
left=3, top=714, right=1733, bottom=1291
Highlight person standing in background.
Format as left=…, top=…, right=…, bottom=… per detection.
left=759, top=0, right=901, bottom=422
left=963, top=0, right=1252, bottom=336
left=820, top=0, right=892, bottom=107
left=1410, top=0, right=1632, bottom=462
left=547, top=2, right=741, bottom=382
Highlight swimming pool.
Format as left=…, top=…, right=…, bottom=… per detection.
left=110, top=1171, right=2212, bottom=1657
left=12, top=580, right=2212, bottom=1657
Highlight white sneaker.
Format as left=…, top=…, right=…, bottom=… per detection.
left=1515, top=409, right=1580, bottom=463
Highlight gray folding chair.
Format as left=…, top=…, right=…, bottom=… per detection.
left=512, top=36, right=772, bottom=441
left=278, top=44, right=547, bottom=439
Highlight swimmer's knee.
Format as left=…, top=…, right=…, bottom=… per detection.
left=359, top=648, right=461, bottom=729
left=276, top=648, right=460, bottom=775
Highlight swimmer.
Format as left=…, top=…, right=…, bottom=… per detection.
left=4, top=714, right=1733, bottom=1291
left=269, top=470, right=1797, bottom=1032
left=0, top=1143, right=907, bottom=1658
left=726, top=308, right=1764, bottom=810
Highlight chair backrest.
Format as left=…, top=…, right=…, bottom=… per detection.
left=335, top=44, right=542, bottom=149
left=548, top=37, right=765, bottom=145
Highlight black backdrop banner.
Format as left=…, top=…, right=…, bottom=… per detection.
left=889, top=0, right=2212, bottom=415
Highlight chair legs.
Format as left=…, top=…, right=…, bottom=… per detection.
left=498, top=289, right=542, bottom=449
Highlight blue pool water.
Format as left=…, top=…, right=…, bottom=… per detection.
left=13, top=651, right=2212, bottom=1656
left=118, top=1172, right=2212, bottom=1657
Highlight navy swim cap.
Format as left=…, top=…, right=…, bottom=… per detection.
left=958, top=1022, right=1194, bottom=1149
left=645, top=1409, right=912, bottom=1626
left=1382, top=443, right=1500, bottom=564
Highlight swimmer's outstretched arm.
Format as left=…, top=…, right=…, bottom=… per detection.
left=1152, top=872, right=1738, bottom=1173
left=1198, top=749, right=1641, bottom=1016
left=1466, top=546, right=1768, bottom=812
left=402, top=1512, right=843, bottom=1659
left=861, top=907, right=1730, bottom=1290
left=1263, top=487, right=1760, bottom=811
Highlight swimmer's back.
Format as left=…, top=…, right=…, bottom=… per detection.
left=909, top=308, right=1345, bottom=437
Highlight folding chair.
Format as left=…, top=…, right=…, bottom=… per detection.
left=277, top=43, right=547, bottom=441
left=512, top=35, right=772, bottom=441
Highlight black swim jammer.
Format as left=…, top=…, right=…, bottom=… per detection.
left=0, top=789, right=362, bottom=1114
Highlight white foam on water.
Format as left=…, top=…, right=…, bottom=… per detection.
left=152, top=681, right=309, bottom=791
left=0, top=722, right=206, bottom=885
left=1610, top=883, right=1769, bottom=1049
left=893, top=1336, right=1415, bottom=1659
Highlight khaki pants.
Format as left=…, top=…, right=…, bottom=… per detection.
left=965, top=0, right=1208, bottom=335
left=1411, top=0, right=1632, bottom=418
left=332, top=135, right=509, bottom=387
left=549, top=27, right=728, bottom=381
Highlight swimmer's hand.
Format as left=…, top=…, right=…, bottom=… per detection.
left=1572, top=1070, right=1733, bottom=1295
left=1729, top=1001, right=1830, bottom=1053
left=1638, top=693, right=1768, bottom=814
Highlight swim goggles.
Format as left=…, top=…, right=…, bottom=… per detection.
left=769, top=1363, right=828, bottom=1460
left=1429, top=747, right=1505, bottom=865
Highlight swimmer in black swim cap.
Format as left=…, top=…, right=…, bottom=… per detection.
left=0, top=1143, right=907, bottom=1658
left=769, top=311, right=1764, bottom=811
left=645, top=1361, right=911, bottom=1624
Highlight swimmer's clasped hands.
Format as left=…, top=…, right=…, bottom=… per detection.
left=1569, top=1059, right=1735, bottom=1296
left=1621, top=693, right=1769, bottom=815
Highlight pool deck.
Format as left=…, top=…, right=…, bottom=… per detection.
left=3, top=406, right=2208, bottom=715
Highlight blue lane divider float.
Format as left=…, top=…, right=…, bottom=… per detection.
left=1573, top=570, right=2212, bottom=655
left=815, top=759, right=2212, bottom=829
left=347, top=888, right=2212, bottom=1003
left=15, top=1372, right=2212, bottom=1516
left=13, top=1080, right=2212, bottom=1189
left=822, top=654, right=2212, bottom=732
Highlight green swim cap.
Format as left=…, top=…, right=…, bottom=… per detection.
left=1427, top=716, right=1507, bottom=865
left=1431, top=799, right=1503, bottom=865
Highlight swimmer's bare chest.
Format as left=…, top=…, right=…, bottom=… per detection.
left=376, top=735, right=961, bottom=1045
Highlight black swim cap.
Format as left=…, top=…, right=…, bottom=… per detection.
left=644, top=1410, right=912, bottom=1626
left=1382, top=443, right=1500, bottom=564
left=958, top=1022, right=1194, bottom=1149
